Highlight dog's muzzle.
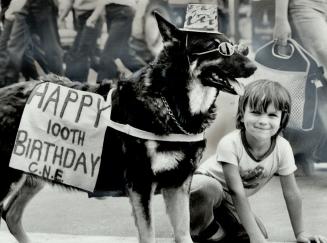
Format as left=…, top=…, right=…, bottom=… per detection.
left=204, top=75, right=245, bottom=96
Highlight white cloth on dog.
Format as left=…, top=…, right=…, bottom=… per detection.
left=9, top=83, right=205, bottom=192
left=9, top=82, right=110, bottom=192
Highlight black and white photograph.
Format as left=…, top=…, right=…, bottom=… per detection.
left=0, top=0, right=327, bottom=243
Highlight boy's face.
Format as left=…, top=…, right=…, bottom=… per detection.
left=242, top=103, right=282, bottom=141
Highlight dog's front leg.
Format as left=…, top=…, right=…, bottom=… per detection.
left=128, top=184, right=156, bottom=243
left=4, top=176, right=44, bottom=243
left=162, top=176, right=193, bottom=243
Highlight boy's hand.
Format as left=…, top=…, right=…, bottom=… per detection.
left=296, top=231, right=327, bottom=243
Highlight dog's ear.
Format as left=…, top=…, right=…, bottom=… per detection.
left=153, top=11, right=183, bottom=47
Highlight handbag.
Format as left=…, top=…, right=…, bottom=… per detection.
left=251, top=39, right=325, bottom=131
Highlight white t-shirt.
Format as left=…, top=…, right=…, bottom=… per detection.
left=197, top=130, right=297, bottom=197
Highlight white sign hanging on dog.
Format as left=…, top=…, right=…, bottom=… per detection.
left=9, top=82, right=111, bottom=192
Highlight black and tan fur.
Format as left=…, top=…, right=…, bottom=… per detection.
left=0, top=13, right=256, bottom=243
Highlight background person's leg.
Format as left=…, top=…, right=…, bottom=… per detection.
left=34, top=3, right=63, bottom=75
left=97, top=4, right=141, bottom=81
left=7, top=13, right=30, bottom=74
left=0, top=19, right=19, bottom=87
left=65, top=11, right=102, bottom=82
left=289, top=1, right=327, bottom=77
left=116, top=6, right=144, bottom=73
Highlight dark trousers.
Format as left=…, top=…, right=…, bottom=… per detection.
left=0, top=19, right=19, bottom=87
left=97, top=4, right=143, bottom=81
left=7, top=0, right=63, bottom=76
left=65, top=10, right=102, bottom=82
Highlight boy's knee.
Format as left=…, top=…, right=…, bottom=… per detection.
left=190, top=175, right=223, bottom=211
left=190, top=190, right=209, bottom=214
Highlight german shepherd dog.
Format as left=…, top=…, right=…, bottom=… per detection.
left=0, top=13, right=256, bottom=243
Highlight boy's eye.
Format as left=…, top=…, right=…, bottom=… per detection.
left=250, top=110, right=261, bottom=114
left=268, top=112, right=281, bottom=118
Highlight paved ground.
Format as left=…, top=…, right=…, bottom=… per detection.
left=0, top=233, right=296, bottom=243
left=1, top=166, right=326, bottom=243
left=0, top=233, right=173, bottom=243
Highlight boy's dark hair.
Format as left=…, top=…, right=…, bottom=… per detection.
left=236, top=79, right=292, bottom=135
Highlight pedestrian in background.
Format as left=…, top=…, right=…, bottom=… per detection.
left=0, top=0, right=49, bottom=85
left=59, top=0, right=103, bottom=82
left=6, top=0, right=63, bottom=79
left=0, top=0, right=19, bottom=87
left=86, top=0, right=144, bottom=82
left=274, top=0, right=327, bottom=79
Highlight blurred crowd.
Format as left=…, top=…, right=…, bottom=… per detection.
left=0, top=0, right=232, bottom=88
left=1, top=0, right=326, bottom=91
left=0, top=0, right=154, bottom=88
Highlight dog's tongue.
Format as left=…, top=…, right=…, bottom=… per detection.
left=229, top=79, right=245, bottom=96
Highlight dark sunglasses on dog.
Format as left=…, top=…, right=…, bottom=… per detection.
left=193, top=40, right=236, bottom=56
left=192, top=39, right=249, bottom=57
left=185, top=35, right=249, bottom=59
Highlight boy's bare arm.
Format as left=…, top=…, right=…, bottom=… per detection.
left=222, top=163, right=267, bottom=243
left=280, top=174, right=326, bottom=242
left=280, top=173, right=304, bottom=239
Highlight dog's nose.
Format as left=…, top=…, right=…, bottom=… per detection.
left=244, top=61, right=257, bottom=76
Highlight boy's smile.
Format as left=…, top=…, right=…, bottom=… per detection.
left=242, top=103, right=282, bottom=142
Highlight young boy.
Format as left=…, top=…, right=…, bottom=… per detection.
left=190, top=79, right=327, bottom=243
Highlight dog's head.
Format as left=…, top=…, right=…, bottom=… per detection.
left=153, top=12, right=256, bottom=96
